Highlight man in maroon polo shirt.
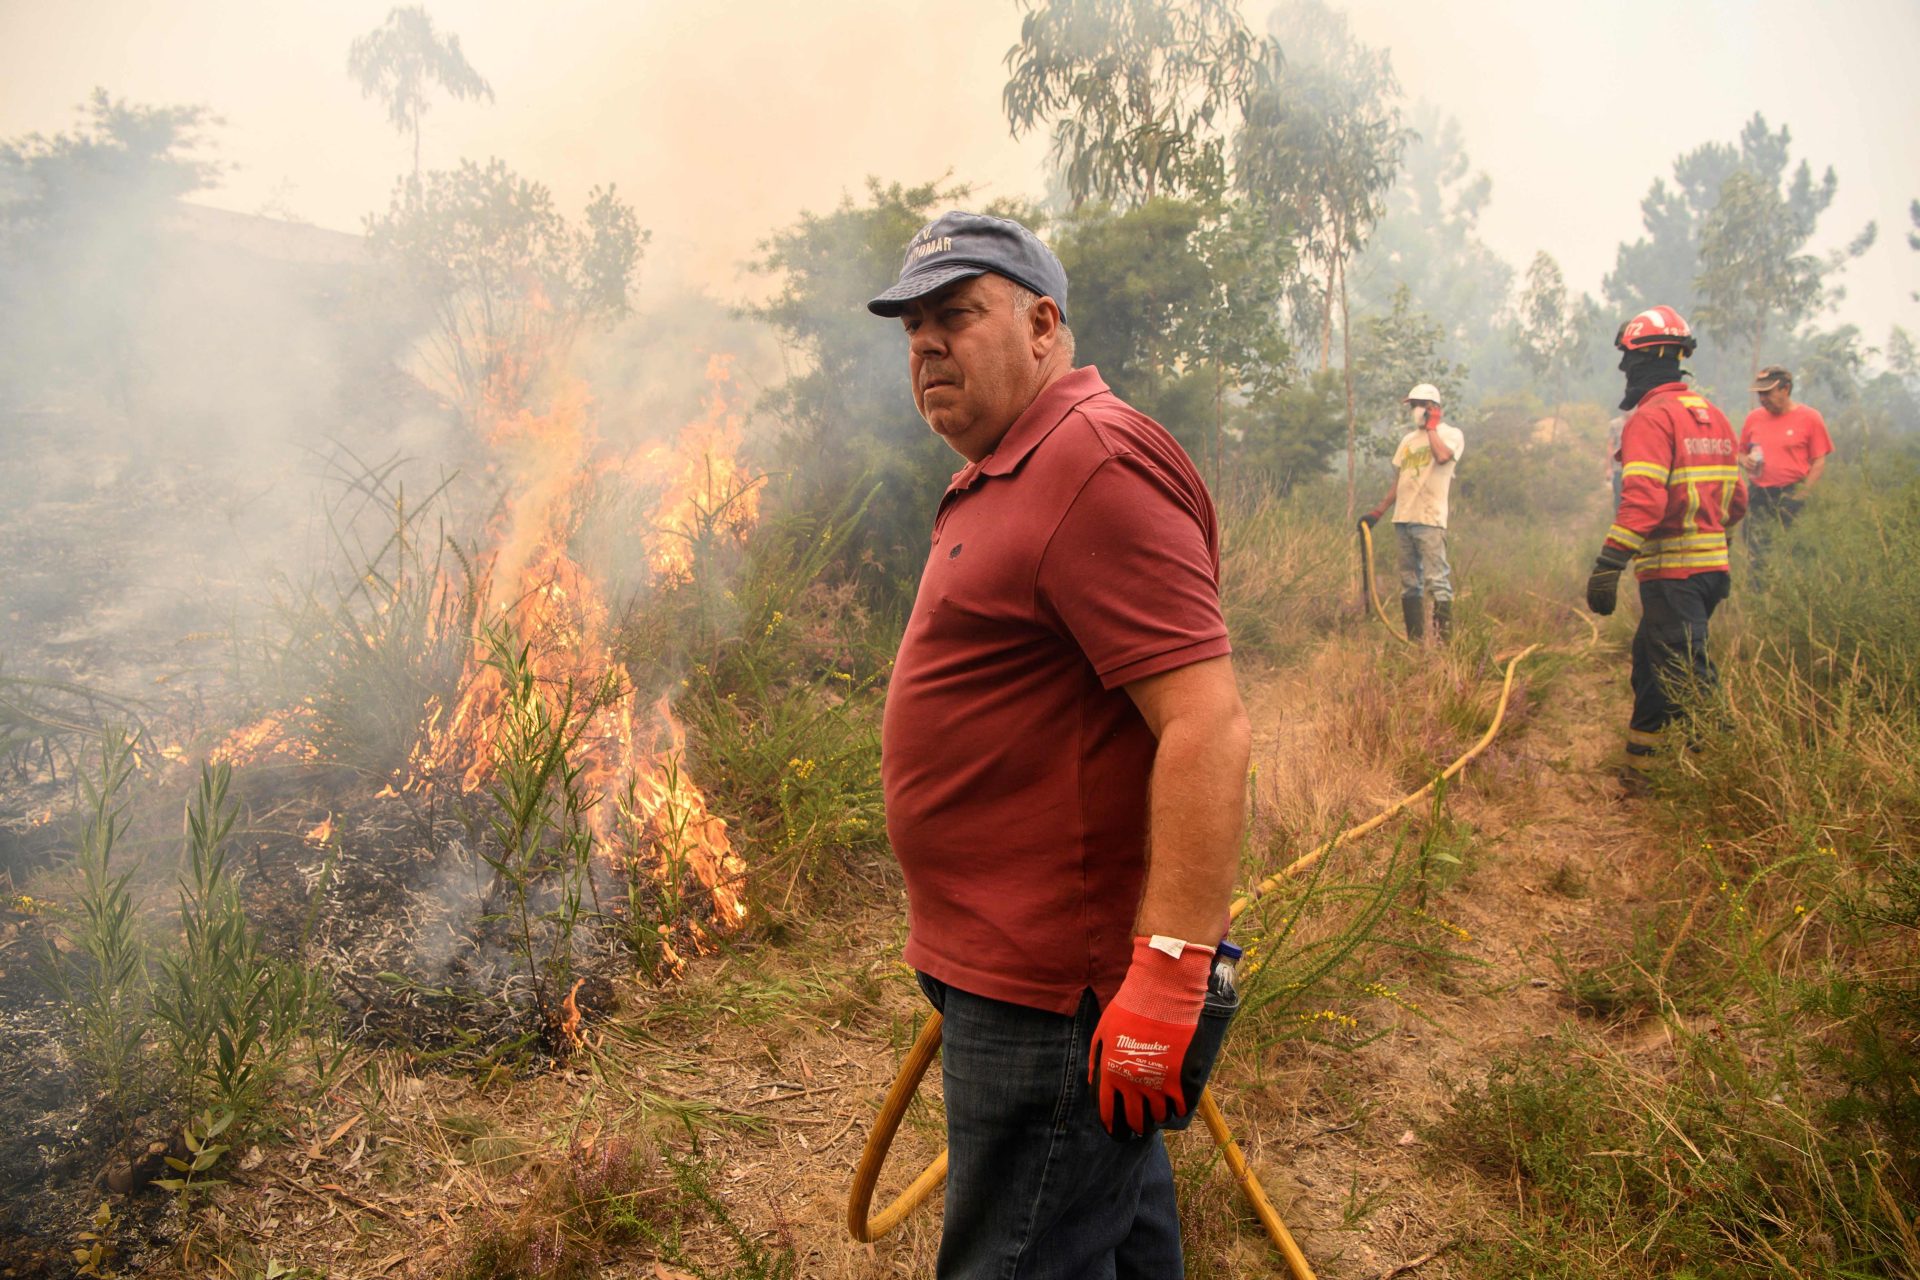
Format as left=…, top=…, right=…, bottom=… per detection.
left=868, top=211, right=1252, bottom=1277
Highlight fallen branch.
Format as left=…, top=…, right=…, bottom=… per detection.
left=1376, top=1239, right=1456, bottom=1279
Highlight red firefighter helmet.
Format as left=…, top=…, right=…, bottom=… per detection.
left=1614, top=305, right=1697, bottom=356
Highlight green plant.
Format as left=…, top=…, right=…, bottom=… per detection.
left=638, top=491, right=892, bottom=929
left=152, top=762, right=328, bottom=1123
left=0, top=670, right=148, bottom=781
left=636, top=1152, right=797, bottom=1280
left=477, top=622, right=614, bottom=1050
left=1234, top=837, right=1461, bottom=1054
left=155, top=1108, right=233, bottom=1209
left=41, top=728, right=149, bottom=1130
left=71, top=1200, right=121, bottom=1278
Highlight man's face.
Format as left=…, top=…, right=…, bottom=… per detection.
left=899, top=274, right=1046, bottom=463
left=1757, top=384, right=1791, bottom=414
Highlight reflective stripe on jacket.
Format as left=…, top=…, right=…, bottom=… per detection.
left=1605, top=382, right=1748, bottom=581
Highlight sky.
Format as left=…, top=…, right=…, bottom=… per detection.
left=2, top=0, right=1915, bottom=345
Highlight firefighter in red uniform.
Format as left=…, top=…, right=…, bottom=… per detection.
left=1584, top=306, right=1747, bottom=789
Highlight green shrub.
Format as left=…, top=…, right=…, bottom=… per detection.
left=153, top=762, right=331, bottom=1124
left=41, top=729, right=150, bottom=1129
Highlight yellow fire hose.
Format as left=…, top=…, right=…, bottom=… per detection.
left=847, top=638, right=1547, bottom=1275
left=1358, top=521, right=1416, bottom=646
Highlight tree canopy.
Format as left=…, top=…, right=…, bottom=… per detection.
left=348, top=5, right=494, bottom=179
left=1003, top=0, right=1260, bottom=208
left=365, top=158, right=642, bottom=420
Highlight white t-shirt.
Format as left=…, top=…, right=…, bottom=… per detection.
left=1391, top=422, right=1466, bottom=529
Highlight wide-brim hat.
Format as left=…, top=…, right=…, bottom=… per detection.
left=1750, top=365, right=1792, bottom=392
left=867, top=211, right=1069, bottom=324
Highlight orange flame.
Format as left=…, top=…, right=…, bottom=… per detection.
left=558, top=977, right=586, bottom=1052
left=411, top=355, right=755, bottom=936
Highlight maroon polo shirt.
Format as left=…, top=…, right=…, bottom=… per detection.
left=881, top=366, right=1230, bottom=1015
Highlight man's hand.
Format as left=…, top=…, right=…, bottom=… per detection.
left=1089, top=936, right=1211, bottom=1138
left=1358, top=512, right=1379, bottom=530
left=1586, top=546, right=1632, bottom=616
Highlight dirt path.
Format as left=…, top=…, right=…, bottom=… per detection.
left=620, top=635, right=1670, bottom=1279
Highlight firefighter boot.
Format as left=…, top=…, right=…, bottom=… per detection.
left=1432, top=599, right=1453, bottom=645
left=1401, top=594, right=1425, bottom=642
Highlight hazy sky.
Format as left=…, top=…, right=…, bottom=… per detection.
left=3, top=0, right=1915, bottom=345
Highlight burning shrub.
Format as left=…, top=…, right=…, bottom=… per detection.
left=473, top=623, right=616, bottom=1051
left=247, top=450, right=479, bottom=781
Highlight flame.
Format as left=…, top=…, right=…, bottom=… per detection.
left=558, top=977, right=586, bottom=1052
left=625, top=354, right=762, bottom=584
left=211, top=707, right=319, bottom=768
left=410, top=355, right=755, bottom=936
left=305, top=817, right=334, bottom=845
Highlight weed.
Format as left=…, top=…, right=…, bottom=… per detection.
left=248, top=448, right=478, bottom=780
left=152, top=763, right=329, bottom=1124
left=638, top=1151, right=798, bottom=1280
left=40, top=728, right=150, bottom=1134
left=70, top=1200, right=121, bottom=1278
left=450, top=1133, right=670, bottom=1280
left=0, top=671, right=148, bottom=782
left=155, top=1107, right=233, bottom=1208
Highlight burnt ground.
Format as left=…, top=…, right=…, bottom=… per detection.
left=0, top=405, right=644, bottom=1268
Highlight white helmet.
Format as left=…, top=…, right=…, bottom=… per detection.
left=1403, top=383, right=1442, bottom=405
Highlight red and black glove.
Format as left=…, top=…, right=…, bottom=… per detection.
left=1089, top=936, right=1212, bottom=1138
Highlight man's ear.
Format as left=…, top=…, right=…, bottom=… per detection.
left=1028, top=296, right=1062, bottom=355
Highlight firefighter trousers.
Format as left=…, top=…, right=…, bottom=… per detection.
left=1628, top=571, right=1730, bottom=754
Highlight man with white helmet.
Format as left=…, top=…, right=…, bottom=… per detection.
left=1361, top=383, right=1465, bottom=643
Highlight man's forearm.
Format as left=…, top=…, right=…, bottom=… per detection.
left=1803, top=457, right=1827, bottom=489
left=1132, top=712, right=1251, bottom=945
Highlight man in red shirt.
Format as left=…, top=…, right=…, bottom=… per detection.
left=1586, top=306, right=1746, bottom=792
left=1739, top=364, right=1832, bottom=574
left=869, top=211, right=1251, bottom=1276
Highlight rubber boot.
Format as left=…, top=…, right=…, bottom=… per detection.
left=1401, top=594, right=1425, bottom=642
left=1432, top=599, right=1453, bottom=645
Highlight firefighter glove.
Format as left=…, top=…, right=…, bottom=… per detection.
left=1089, top=935, right=1211, bottom=1139
left=1586, top=546, right=1632, bottom=617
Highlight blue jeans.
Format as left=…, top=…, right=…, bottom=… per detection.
left=917, top=973, right=1184, bottom=1279
left=1395, top=521, right=1453, bottom=602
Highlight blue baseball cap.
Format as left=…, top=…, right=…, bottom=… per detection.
left=867, top=211, right=1069, bottom=325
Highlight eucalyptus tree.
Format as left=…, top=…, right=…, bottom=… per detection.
left=1003, top=0, right=1261, bottom=209
left=348, top=5, right=494, bottom=181
left=1513, top=251, right=1587, bottom=427
left=1237, top=0, right=1408, bottom=514
left=1694, top=163, right=1875, bottom=379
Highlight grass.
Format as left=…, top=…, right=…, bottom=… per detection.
left=1421, top=455, right=1920, bottom=1279
left=244, top=447, right=479, bottom=780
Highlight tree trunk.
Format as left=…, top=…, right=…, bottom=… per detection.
left=1320, top=251, right=1337, bottom=371
left=1340, top=254, right=1357, bottom=522
left=1212, top=362, right=1224, bottom=494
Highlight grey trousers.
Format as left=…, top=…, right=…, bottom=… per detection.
left=1396, top=522, right=1453, bottom=602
